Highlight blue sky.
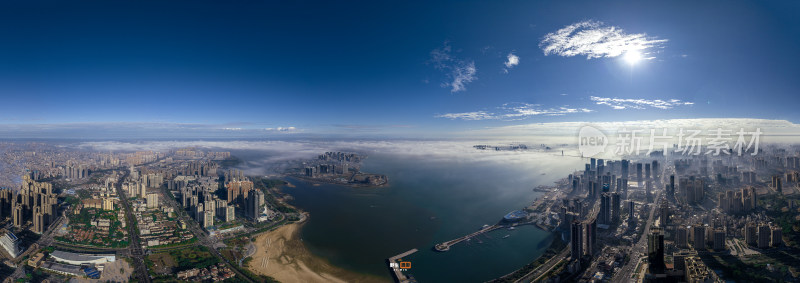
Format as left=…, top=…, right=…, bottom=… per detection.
left=1, top=0, right=799, bottom=138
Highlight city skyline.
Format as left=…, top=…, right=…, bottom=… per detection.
left=2, top=1, right=800, bottom=138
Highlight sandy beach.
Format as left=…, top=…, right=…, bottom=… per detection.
left=248, top=222, right=389, bottom=283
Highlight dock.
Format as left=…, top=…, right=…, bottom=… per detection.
left=387, top=248, right=418, bottom=283
left=434, top=224, right=501, bottom=251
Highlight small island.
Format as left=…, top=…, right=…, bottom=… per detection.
left=289, top=152, right=388, bottom=188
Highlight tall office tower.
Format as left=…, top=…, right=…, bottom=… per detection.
left=758, top=224, right=771, bottom=249
left=611, top=193, right=621, bottom=224
left=570, top=221, right=583, bottom=260
left=669, top=175, right=675, bottom=197
left=693, top=225, right=705, bottom=250
left=645, top=163, right=651, bottom=180
left=583, top=218, right=596, bottom=257
left=621, top=160, right=630, bottom=179
left=745, top=223, right=758, bottom=246
left=622, top=179, right=628, bottom=198
left=627, top=200, right=635, bottom=222
left=652, top=160, right=659, bottom=180
left=677, top=226, right=688, bottom=248
left=659, top=200, right=669, bottom=225
left=12, top=204, right=23, bottom=228
left=600, top=193, right=611, bottom=225
left=637, top=163, right=643, bottom=183
left=33, top=207, right=45, bottom=234
left=246, top=190, right=265, bottom=220
left=590, top=158, right=596, bottom=171
left=713, top=229, right=725, bottom=251
left=647, top=227, right=665, bottom=274
left=771, top=226, right=783, bottom=247
left=597, top=159, right=604, bottom=175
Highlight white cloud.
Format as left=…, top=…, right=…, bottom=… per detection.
left=540, top=20, right=667, bottom=59
left=449, top=61, right=477, bottom=92
left=590, top=96, right=694, bottom=110
left=458, top=118, right=800, bottom=142
left=436, top=103, right=593, bottom=121
left=430, top=42, right=478, bottom=93
left=264, top=127, right=297, bottom=132
left=504, top=53, right=519, bottom=72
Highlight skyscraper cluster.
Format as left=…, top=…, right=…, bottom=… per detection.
left=717, top=187, right=757, bottom=214
left=0, top=176, right=59, bottom=234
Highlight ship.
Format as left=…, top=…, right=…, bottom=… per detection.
left=502, top=235, right=511, bottom=239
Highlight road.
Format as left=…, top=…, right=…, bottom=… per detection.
left=114, top=168, right=151, bottom=283
left=611, top=191, right=661, bottom=283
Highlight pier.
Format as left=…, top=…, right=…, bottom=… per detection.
left=387, top=248, right=418, bottom=283
left=434, top=224, right=502, bottom=251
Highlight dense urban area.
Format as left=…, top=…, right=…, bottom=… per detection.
left=0, top=142, right=375, bottom=283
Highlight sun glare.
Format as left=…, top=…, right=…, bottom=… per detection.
left=623, top=50, right=642, bottom=65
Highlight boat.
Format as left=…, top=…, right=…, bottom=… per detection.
left=508, top=227, right=516, bottom=230
left=481, top=224, right=489, bottom=229
left=502, top=235, right=511, bottom=239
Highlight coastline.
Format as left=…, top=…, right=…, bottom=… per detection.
left=247, top=219, right=389, bottom=283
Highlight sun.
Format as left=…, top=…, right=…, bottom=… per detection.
left=623, top=50, right=642, bottom=65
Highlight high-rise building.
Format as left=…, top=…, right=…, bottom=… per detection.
left=146, top=193, right=159, bottom=209
left=647, top=227, right=665, bottom=274
left=745, top=223, right=758, bottom=246
left=771, top=226, right=782, bottom=247
left=226, top=180, right=254, bottom=204
left=245, top=190, right=265, bottom=221
left=12, top=205, right=23, bottom=228
left=713, top=229, right=725, bottom=251
left=659, top=200, right=669, bottom=225
left=203, top=210, right=214, bottom=228
left=33, top=207, right=45, bottom=234
left=758, top=224, right=771, bottom=249
left=600, top=193, right=611, bottom=225
left=677, top=226, right=688, bottom=248
left=225, top=206, right=235, bottom=222
left=637, top=163, right=643, bottom=183
left=583, top=218, right=596, bottom=257
left=627, top=200, right=635, bottom=222
left=570, top=220, right=583, bottom=260
left=611, top=193, right=621, bottom=224
left=772, top=175, right=783, bottom=194
left=621, top=160, right=630, bottom=179
left=693, top=225, right=705, bottom=250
